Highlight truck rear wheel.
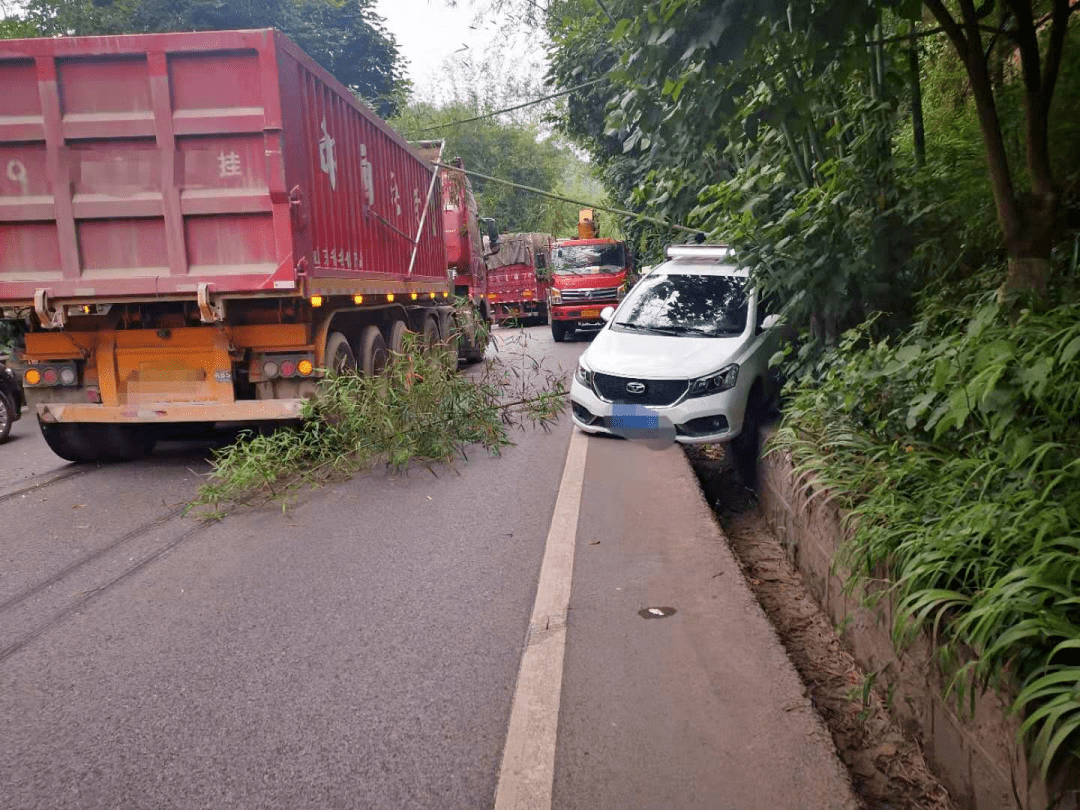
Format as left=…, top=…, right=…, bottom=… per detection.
left=39, top=421, right=155, bottom=463
left=325, top=331, right=357, bottom=375
left=421, top=315, right=441, bottom=352
left=457, top=306, right=488, bottom=364
left=358, top=325, right=388, bottom=376
left=551, top=320, right=568, bottom=342
left=438, top=309, right=459, bottom=363
left=388, top=319, right=409, bottom=358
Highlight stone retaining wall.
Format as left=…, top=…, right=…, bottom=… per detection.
left=757, top=435, right=1077, bottom=810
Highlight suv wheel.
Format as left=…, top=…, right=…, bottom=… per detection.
left=733, top=386, right=764, bottom=489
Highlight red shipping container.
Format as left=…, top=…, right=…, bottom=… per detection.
left=0, top=29, right=447, bottom=305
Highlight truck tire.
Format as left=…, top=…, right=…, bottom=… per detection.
left=325, top=331, right=357, bottom=375
left=438, top=309, right=459, bottom=363
left=38, top=422, right=155, bottom=463
left=388, top=319, right=409, bottom=356
left=0, top=391, right=14, bottom=443
left=457, top=306, right=488, bottom=364
left=358, top=325, right=388, bottom=376
left=551, top=320, right=568, bottom=342
left=421, top=315, right=440, bottom=352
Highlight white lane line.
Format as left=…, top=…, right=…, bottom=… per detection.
left=494, top=427, right=588, bottom=810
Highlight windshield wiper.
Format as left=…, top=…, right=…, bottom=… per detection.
left=614, top=321, right=681, bottom=336
left=671, top=325, right=744, bottom=336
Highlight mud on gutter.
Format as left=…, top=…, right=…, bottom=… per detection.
left=685, top=443, right=956, bottom=810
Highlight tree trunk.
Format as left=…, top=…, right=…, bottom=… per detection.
left=1004, top=192, right=1056, bottom=297
left=909, top=25, right=926, bottom=167
left=924, top=0, right=1066, bottom=301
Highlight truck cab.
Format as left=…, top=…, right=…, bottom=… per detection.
left=548, top=218, right=629, bottom=342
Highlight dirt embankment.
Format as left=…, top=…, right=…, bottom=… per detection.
left=687, top=445, right=955, bottom=810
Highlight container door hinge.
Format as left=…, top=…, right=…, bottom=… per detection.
left=33, top=289, right=66, bottom=329
left=197, top=283, right=225, bottom=323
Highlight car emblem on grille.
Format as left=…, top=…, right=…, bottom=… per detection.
left=626, top=381, right=646, bottom=395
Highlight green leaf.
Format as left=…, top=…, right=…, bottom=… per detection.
left=948, top=388, right=970, bottom=429
left=932, top=359, right=952, bottom=392
left=1060, top=335, right=1080, bottom=365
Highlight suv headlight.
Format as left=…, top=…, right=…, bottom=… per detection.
left=688, top=364, right=738, bottom=398
left=549, top=288, right=562, bottom=304
left=617, top=282, right=628, bottom=300
left=575, top=359, right=593, bottom=388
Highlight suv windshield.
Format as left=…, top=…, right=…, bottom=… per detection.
left=613, top=272, right=748, bottom=337
left=552, top=244, right=626, bottom=275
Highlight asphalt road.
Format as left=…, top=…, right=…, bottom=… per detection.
left=0, top=326, right=588, bottom=810
left=0, top=324, right=856, bottom=809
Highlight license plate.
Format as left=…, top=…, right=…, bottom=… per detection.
left=580, top=309, right=601, bottom=318
left=610, top=403, right=661, bottom=428
left=608, top=403, right=676, bottom=449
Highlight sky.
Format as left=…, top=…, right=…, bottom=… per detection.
left=373, top=0, right=544, bottom=102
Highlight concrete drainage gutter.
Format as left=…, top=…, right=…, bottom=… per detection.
left=756, top=426, right=1077, bottom=810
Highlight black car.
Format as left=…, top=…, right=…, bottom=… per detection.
left=1, top=359, right=24, bottom=443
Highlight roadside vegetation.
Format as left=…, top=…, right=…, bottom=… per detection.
left=191, top=328, right=566, bottom=515
left=390, top=99, right=614, bottom=239
left=529, top=0, right=1080, bottom=784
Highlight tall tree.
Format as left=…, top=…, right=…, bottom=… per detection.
left=920, top=0, right=1076, bottom=297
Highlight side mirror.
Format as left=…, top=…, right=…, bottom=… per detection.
left=761, top=314, right=781, bottom=330
left=600, top=306, right=615, bottom=322
left=480, top=217, right=498, bottom=248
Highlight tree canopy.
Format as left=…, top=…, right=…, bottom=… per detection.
left=392, top=99, right=609, bottom=238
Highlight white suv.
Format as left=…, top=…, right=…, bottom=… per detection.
left=569, top=244, right=781, bottom=446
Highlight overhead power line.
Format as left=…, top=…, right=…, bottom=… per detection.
left=406, top=78, right=607, bottom=136
left=431, top=161, right=699, bottom=235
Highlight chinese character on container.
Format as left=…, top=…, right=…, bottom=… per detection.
left=319, top=118, right=338, bottom=190
left=218, top=151, right=242, bottom=178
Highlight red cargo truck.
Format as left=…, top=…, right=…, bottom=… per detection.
left=413, top=145, right=494, bottom=323
left=0, top=29, right=487, bottom=461
left=548, top=211, right=630, bottom=342
left=486, top=233, right=552, bottom=325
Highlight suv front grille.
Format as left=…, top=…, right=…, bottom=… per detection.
left=559, top=286, right=619, bottom=302
left=592, top=373, right=688, bottom=407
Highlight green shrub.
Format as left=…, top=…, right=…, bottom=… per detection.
left=772, top=276, right=1080, bottom=778
left=192, top=330, right=566, bottom=513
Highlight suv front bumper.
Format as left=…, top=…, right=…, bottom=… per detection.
left=569, top=377, right=749, bottom=444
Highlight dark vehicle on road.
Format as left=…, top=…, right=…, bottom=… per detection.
left=0, top=359, right=24, bottom=443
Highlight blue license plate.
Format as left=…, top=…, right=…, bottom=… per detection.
left=609, top=404, right=676, bottom=449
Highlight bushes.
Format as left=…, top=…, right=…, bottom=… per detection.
left=771, top=276, right=1080, bottom=777
left=193, top=331, right=566, bottom=513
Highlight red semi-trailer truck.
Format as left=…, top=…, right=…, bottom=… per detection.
left=413, top=146, right=493, bottom=323
left=0, top=29, right=488, bottom=462
left=548, top=210, right=630, bottom=342
left=486, top=233, right=552, bottom=325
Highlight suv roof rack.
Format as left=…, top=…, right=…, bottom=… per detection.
left=665, top=244, right=733, bottom=260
